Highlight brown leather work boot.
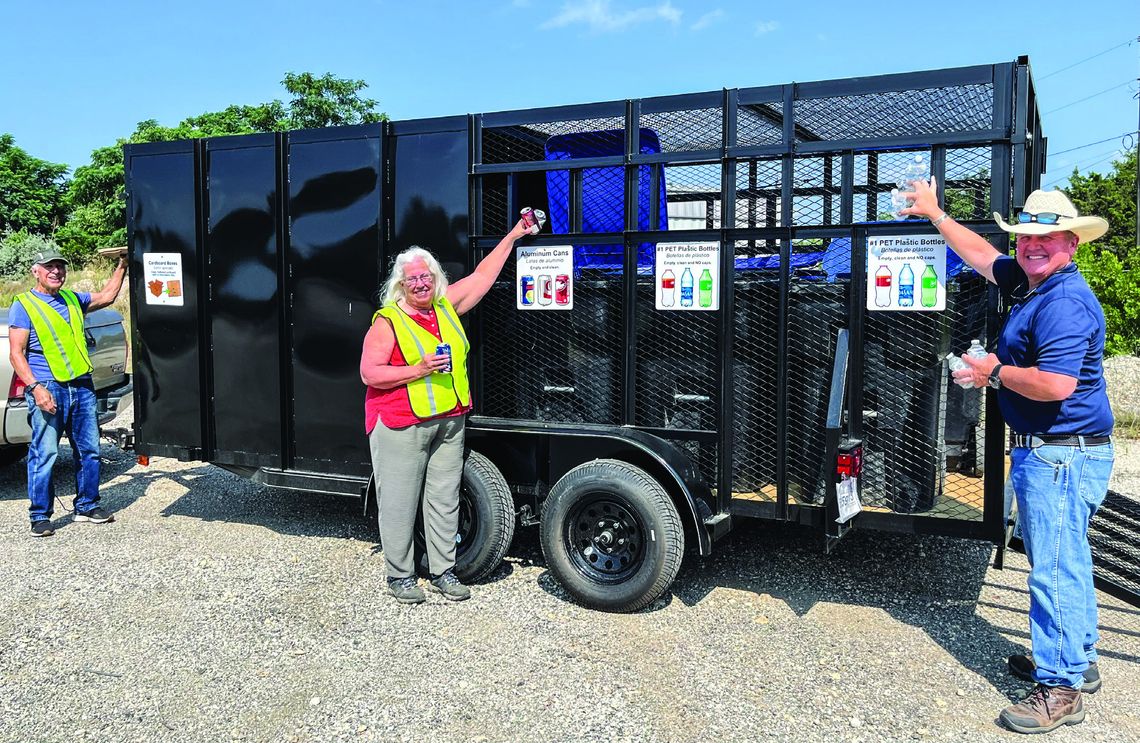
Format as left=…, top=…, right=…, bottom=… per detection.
left=999, top=684, right=1084, bottom=734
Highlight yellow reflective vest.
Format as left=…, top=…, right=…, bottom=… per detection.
left=375, top=297, right=471, bottom=420
left=15, top=290, right=94, bottom=382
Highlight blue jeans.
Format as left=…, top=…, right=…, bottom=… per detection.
left=1009, top=440, right=1114, bottom=689
left=25, top=380, right=102, bottom=522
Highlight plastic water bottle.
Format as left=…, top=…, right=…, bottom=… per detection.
left=660, top=269, right=675, bottom=307
left=891, top=153, right=930, bottom=218
left=946, top=353, right=973, bottom=388
left=898, top=263, right=914, bottom=307
left=680, top=267, right=694, bottom=307
left=967, top=339, right=987, bottom=360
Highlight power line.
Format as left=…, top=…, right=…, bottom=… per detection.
left=1050, top=131, right=1138, bottom=156
left=1038, top=37, right=1138, bottom=80
left=1044, top=80, right=1136, bottom=114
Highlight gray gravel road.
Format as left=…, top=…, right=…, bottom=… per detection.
left=2, top=439, right=1138, bottom=743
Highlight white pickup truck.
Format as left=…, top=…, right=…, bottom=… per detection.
left=0, top=307, right=133, bottom=467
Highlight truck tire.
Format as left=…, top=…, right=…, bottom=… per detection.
left=413, top=451, right=515, bottom=583
left=540, top=459, right=684, bottom=613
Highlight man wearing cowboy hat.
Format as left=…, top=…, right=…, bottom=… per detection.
left=7, top=247, right=128, bottom=537
left=903, top=182, right=1114, bottom=734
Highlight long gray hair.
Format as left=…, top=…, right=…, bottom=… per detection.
left=380, top=246, right=449, bottom=306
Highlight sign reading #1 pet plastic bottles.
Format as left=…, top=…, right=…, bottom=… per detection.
left=142, top=253, right=185, bottom=307
left=516, top=245, right=573, bottom=311
left=655, top=242, right=719, bottom=311
left=866, top=234, right=946, bottom=312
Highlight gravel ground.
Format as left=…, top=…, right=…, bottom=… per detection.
left=2, top=392, right=1139, bottom=742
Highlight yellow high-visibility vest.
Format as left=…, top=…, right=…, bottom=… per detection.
left=375, top=297, right=471, bottom=419
left=15, top=290, right=93, bottom=382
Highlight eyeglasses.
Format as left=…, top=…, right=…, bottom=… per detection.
left=39, top=264, right=67, bottom=274
left=403, top=273, right=433, bottom=286
left=1016, top=212, right=1071, bottom=225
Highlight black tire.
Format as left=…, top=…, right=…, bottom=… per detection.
left=540, top=459, right=684, bottom=613
left=0, top=444, right=29, bottom=468
left=413, top=451, right=515, bottom=583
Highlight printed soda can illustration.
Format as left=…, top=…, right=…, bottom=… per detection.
left=537, top=275, right=552, bottom=305
left=520, top=275, right=536, bottom=305
left=554, top=274, right=570, bottom=305
left=435, top=343, right=452, bottom=373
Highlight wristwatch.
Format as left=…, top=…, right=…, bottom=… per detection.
left=988, top=364, right=1004, bottom=390
left=26, top=381, right=41, bottom=394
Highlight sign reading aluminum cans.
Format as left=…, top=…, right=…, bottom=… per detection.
left=655, top=241, right=719, bottom=311
left=142, top=252, right=185, bottom=307
left=516, top=245, right=573, bottom=311
left=866, top=234, right=947, bottom=312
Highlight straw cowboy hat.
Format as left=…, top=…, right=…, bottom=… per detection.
left=993, top=189, right=1109, bottom=244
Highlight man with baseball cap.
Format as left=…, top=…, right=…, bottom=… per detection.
left=8, top=247, right=128, bottom=537
left=902, top=181, right=1113, bottom=734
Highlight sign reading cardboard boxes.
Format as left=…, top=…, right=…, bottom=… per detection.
left=655, top=241, right=719, bottom=311
left=516, top=245, right=573, bottom=310
left=866, top=234, right=947, bottom=312
left=143, top=253, right=185, bottom=307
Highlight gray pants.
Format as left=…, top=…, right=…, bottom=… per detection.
left=369, top=414, right=466, bottom=579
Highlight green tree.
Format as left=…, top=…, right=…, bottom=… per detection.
left=56, top=72, right=386, bottom=264
left=1067, top=148, right=1138, bottom=356
left=0, top=134, right=69, bottom=235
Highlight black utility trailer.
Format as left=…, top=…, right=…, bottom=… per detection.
left=125, top=59, right=1046, bottom=612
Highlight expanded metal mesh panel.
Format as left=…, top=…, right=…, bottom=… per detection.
left=480, top=175, right=509, bottom=236
left=1091, top=490, right=1140, bottom=597
left=854, top=149, right=931, bottom=222
left=944, top=147, right=994, bottom=221
left=661, top=162, right=723, bottom=230
left=481, top=116, right=625, bottom=164
left=732, top=244, right=782, bottom=495
left=784, top=249, right=847, bottom=504
left=737, top=103, right=785, bottom=147
left=479, top=261, right=624, bottom=424
left=640, top=107, right=723, bottom=153
left=792, top=156, right=842, bottom=226
left=793, top=83, right=995, bottom=141
left=734, top=159, right=782, bottom=229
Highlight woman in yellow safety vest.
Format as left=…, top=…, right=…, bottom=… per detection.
left=360, top=218, right=533, bottom=604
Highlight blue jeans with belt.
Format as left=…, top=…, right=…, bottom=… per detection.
left=1009, top=440, right=1114, bottom=689
left=25, top=379, right=101, bottom=522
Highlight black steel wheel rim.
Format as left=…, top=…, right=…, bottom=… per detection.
left=564, top=493, right=645, bottom=584
left=455, top=483, right=478, bottom=559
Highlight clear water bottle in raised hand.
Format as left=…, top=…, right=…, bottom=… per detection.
left=891, top=153, right=930, bottom=218
left=966, top=339, right=987, bottom=360
left=946, top=353, right=974, bottom=389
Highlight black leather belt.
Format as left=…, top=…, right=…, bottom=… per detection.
left=1012, top=434, right=1112, bottom=449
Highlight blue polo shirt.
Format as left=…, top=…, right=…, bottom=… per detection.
left=7, top=290, right=93, bottom=383
left=992, top=257, right=1113, bottom=436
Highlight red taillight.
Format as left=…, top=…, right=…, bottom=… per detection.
left=8, top=374, right=25, bottom=400
left=137, top=455, right=150, bottom=466
left=837, top=446, right=863, bottom=479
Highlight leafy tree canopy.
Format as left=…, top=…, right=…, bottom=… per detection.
left=0, top=134, right=69, bottom=235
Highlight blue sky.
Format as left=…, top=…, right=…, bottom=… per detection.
left=1, top=1, right=1136, bottom=190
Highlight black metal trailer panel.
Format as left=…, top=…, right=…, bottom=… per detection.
left=125, top=59, right=1045, bottom=550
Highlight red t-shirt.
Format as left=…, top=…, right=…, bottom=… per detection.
left=364, top=307, right=470, bottom=433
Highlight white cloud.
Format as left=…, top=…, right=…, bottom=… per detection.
left=755, top=20, right=779, bottom=36
left=691, top=8, right=724, bottom=31
left=541, top=0, right=683, bottom=33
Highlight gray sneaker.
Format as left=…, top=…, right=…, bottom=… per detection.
left=429, top=569, right=471, bottom=601
left=388, top=576, right=426, bottom=605
left=1008, top=654, right=1101, bottom=694
left=30, top=520, right=54, bottom=537
left=74, top=507, right=115, bottom=524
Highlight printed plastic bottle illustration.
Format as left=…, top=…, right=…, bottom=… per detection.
left=698, top=269, right=713, bottom=308
left=891, top=153, right=930, bottom=218
left=920, top=262, right=938, bottom=307
left=680, top=267, right=694, bottom=308
left=660, top=269, right=675, bottom=307
left=874, top=265, right=892, bottom=307
left=898, top=263, right=914, bottom=307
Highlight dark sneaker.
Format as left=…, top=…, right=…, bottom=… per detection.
left=388, top=576, right=426, bottom=605
left=30, top=520, right=54, bottom=537
left=429, top=569, right=471, bottom=602
left=74, top=508, right=115, bottom=524
left=1008, top=654, right=1101, bottom=694
left=1000, top=684, right=1084, bottom=734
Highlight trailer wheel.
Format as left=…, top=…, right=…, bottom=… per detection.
left=413, top=451, right=515, bottom=583
left=540, top=459, right=684, bottom=613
